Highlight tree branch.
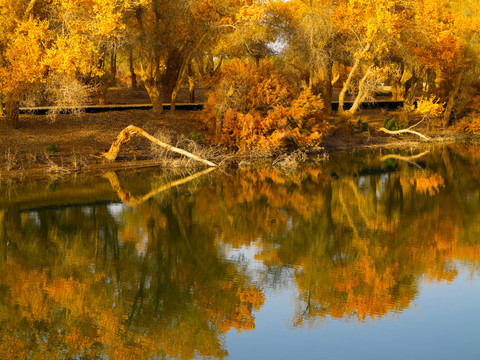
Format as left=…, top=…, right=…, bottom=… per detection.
left=103, top=125, right=218, bottom=167
left=24, top=0, right=37, bottom=19
left=378, top=127, right=431, bottom=141
left=104, top=167, right=217, bottom=206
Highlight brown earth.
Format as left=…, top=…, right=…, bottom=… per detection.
left=0, top=108, right=210, bottom=179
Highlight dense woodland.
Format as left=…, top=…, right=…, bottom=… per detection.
left=1, top=0, right=480, bottom=149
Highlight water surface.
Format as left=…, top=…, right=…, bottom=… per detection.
left=0, top=145, right=479, bottom=359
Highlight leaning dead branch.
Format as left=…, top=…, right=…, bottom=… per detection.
left=379, top=150, right=430, bottom=162
left=103, top=125, right=218, bottom=167
left=104, top=167, right=217, bottom=206
left=380, top=150, right=430, bottom=169
left=378, top=127, right=431, bottom=141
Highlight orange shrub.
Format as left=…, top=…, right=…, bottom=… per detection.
left=202, top=59, right=330, bottom=150
left=451, top=116, right=480, bottom=134
left=450, top=86, right=480, bottom=134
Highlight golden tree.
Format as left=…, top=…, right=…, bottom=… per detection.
left=126, top=0, right=266, bottom=111
left=0, top=0, right=125, bottom=128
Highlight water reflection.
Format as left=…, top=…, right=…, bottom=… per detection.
left=0, top=145, right=479, bottom=359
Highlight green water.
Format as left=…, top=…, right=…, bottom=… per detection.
left=0, top=145, right=479, bottom=359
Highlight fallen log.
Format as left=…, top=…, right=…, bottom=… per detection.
left=378, top=127, right=431, bottom=141
left=103, top=125, right=217, bottom=167
left=104, top=167, right=217, bottom=206
left=379, top=150, right=430, bottom=162
left=380, top=151, right=430, bottom=169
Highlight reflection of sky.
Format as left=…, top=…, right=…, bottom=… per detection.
left=225, top=265, right=480, bottom=360
left=106, top=202, right=129, bottom=220
left=220, top=240, right=296, bottom=295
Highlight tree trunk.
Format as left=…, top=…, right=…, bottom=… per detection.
left=0, top=91, right=4, bottom=117
left=338, top=43, right=371, bottom=116
left=166, top=36, right=206, bottom=112
left=103, top=125, right=217, bottom=166
left=144, top=81, right=163, bottom=111
left=425, top=68, right=436, bottom=97
left=163, top=52, right=183, bottom=109
left=97, top=49, right=116, bottom=105
left=110, top=51, right=117, bottom=81
left=5, top=93, right=19, bottom=129
left=391, top=81, right=402, bottom=101
left=402, top=69, right=418, bottom=105
left=97, top=80, right=110, bottom=105
left=319, top=61, right=333, bottom=115
left=443, top=70, right=464, bottom=127
left=129, top=48, right=137, bottom=89
left=347, top=66, right=373, bottom=116
left=400, top=71, right=420, bottom=124
left=308, top=0, right=314, bottom=89
left=188, top=76, right=195, bottom=103
left=170, top=56, right=192, bottom=112
left=206, top=54, right=215, bottom=75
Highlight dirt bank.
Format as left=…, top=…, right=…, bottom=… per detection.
left=0, top=107, right=477, bottom=180
left=0, top=109, right=209, bottom=179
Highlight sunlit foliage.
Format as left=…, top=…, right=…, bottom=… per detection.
left=0, top=0, right=125, bottom=127
left=202, top=59, right=330, bottom=149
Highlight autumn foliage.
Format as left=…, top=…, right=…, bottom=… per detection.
left=202, top=59, right=330, bottom=149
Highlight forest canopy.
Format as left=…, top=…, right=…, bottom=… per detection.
left=1, top=0, right=479, bottom=147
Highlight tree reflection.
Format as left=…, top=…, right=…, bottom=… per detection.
left=0, top=184, right=264, bottom=358
left=190, top=146, right=480, bottom=325
left=0, top=145, right=479, bottom=358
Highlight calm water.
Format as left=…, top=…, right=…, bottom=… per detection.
left=0, top=145, right=479, bottom=359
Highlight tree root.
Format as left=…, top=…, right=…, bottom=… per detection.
left=103, top=125, right=218, bottom=167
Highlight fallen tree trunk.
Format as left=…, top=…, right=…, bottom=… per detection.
left=104, top=167, right=217, bottom=206
left=103, top=125, right=218, bottom=167
left=379, top=151, right=430, bottom=162
left=378, top=127, right=431, bottom=141
left=380, top=151, right=430, bottom=169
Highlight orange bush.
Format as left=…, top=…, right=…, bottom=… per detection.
left=450, top=87, right=480, bottom=133
left=451, top=116, right=480, bottom=134
left=202, top=59, right=330, bottom=150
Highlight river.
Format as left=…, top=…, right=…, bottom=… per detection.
left=0, top=145, right=479, bottom=359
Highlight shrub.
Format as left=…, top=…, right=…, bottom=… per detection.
left=451, top=116, right=480, bottom=134
left=415, top=96, right=445, bottom=119
left=202, top=59, right=330, bottom=150
left=383, top=117, right=404, bottom=131
left=47, top=144, right=58, bottom=154
left=350, top=119, right=369, bottom=134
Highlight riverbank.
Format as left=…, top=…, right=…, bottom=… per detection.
left=0, top=108, right=478, bottom=180
left=0, top=109, right=209, bottom=179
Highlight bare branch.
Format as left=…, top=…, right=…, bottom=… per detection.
left=378, top=127, right=431, bottom=141
left=24, top=0, right=37, bottom=19
left=103, top=125, right=218, bottom=167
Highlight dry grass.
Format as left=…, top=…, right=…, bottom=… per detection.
left=273, top=150, right=307, bottom=172
left=149, top=129, right=230, bottom=168
left=4, top=148, right=17, bottom=171
left=44, top=153, right=71, bottom=174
